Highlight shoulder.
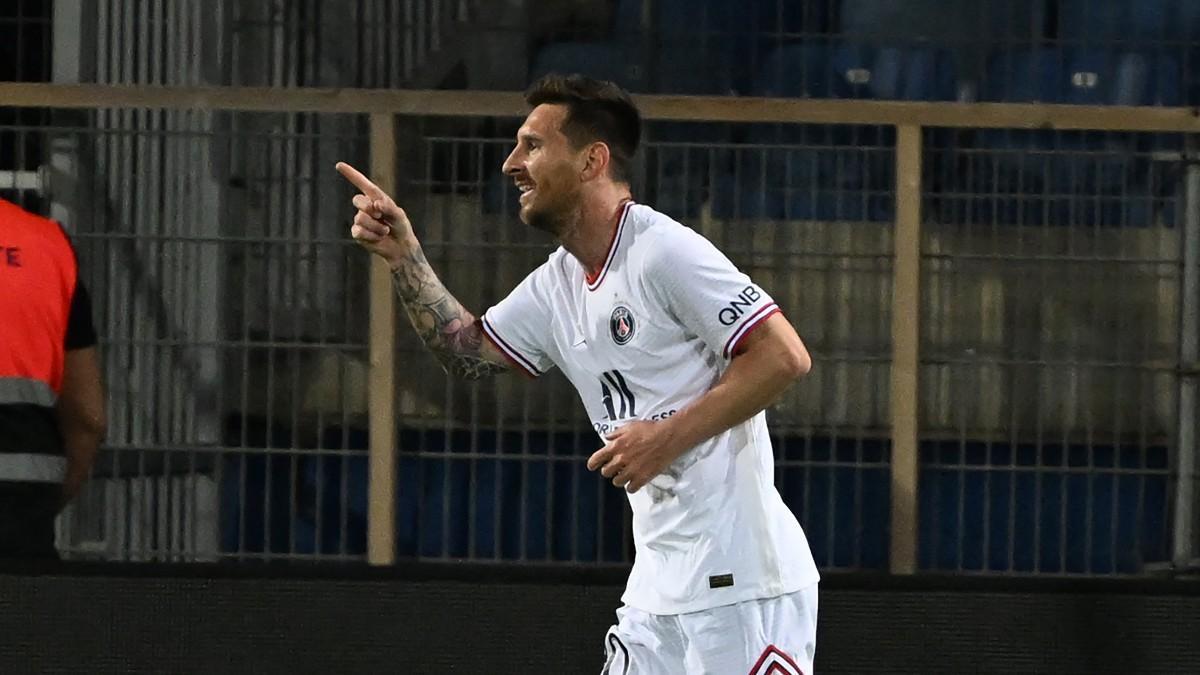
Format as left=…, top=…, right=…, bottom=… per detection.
left=540, top=246, right=575, bottom=281
left=1, top=200, right=76, bottom=259
left=627, top=204, right=723, bottom=271
left=1, top=199, right=58, bottom=234
left=515, top=246, right=573, bottom=298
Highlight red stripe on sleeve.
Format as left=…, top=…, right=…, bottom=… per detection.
left=724, top=304, right=782, bottom=358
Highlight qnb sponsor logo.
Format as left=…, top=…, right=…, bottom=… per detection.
left=717, top=285, right=762, bottom=326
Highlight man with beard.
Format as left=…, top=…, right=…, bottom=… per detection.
left=337, top=74, right=819, bottom=674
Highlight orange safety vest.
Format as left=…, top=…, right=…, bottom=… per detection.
left=0, top=198, right=79, bottom=482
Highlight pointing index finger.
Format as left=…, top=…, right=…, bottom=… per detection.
left=335, top=161, right=384, bottom=198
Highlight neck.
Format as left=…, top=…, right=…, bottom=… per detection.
left=559, top=182, right=632, bottom=279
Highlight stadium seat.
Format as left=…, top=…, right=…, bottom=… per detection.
left=840, top=0, right=938, bottom=40
left=1058, top=0, right=1127, bottom=43
left=1057, top=0, right=1193, bottom=106
left=918, top=441, right=1169, bottom=574
left=1058, top=0, right=1180, bottom=44
left=611, top=0, right=740, bottom=218
left=1117, top=52, right=1182, bottom=107
left=219, top=452, right=303, bottom=555
left=377, top=428, right=630, bottom=562
left=527, top=41, right=644, bottom=92
left=962, top=47, right=1174, bottom=227
left=613, top=0, right=736, bottom=94
left=828, top=43, right=957, bottom=102
left=711, top=44, right=823, bottom=220
left=711, top=44, right=898, bottom=222
left=966, top=49, right=1062, bottom=225
left=642, top=132, right=713, bottom=219
left=837, top=0, right=1045, bottom=53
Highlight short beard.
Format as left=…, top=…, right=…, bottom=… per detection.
left=525, top=207, right=564, bottom=235
left=525, top=199, right=580, bottom=238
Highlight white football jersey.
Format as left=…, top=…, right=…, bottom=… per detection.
left=482, top=202, right=819, bottom=615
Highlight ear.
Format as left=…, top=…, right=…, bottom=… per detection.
left=580, top=142, right=611, bottom=182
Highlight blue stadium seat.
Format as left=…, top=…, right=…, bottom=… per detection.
left=752, top=42, right=835, bottom=99
left=984, top=0, right=1047, bottom=41
left=980, top=47, right=1062, bottom=104
left=829, top=43, right=957, bottom=102
left=746, top=0, right=829, bottom=36
left=969, top=49, right=1064, bottom=224
left=633, top=1, right=736, bottom=215
left=918, top=441, right=1169, bottom=574
left=712, top=44, right=825, bottom=220
left=1116, top=52, right=1182, bottom=107
left=1058, top=0, right=1187, bottom=44
left=1058, top=0, right=1194, bottom=107
left=711, top=44, right=897, bottom=222
left=587, top=0, right=739, bottom=215
left=1058, top=0, right=1129, bottom=43
left=255, top=426, right=631, bottom=563
left=642, top=130, right=714, bottom=219
left=528, top=42, right=644, bottom=91
left=775, top=436, right=889, bottom=570
left=219, top=453, right=303, bottom=555
left=962, top=47, right=1171, bottom=227
left=613, top=0, right=738, bottom=95
left=840, top=0, right=938, bottom=40
left=297, top=454, right=369, bottom=555
left=839, top=0, right=1045, bottom=46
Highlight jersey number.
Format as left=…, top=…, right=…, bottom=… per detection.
left=600, top=370, right=636, bottom=421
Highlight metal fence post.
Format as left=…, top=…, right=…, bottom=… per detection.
left=890, top=124, right=922, bottom=574
left=1175, top=162, right=1200, bottom=568
left=367, top=112, right=398, bottom=566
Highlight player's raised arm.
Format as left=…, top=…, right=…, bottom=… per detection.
left=335, top=161, right=512, bottom=380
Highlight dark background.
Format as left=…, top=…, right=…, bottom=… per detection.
left=1, top=563, right=1198, bottom=674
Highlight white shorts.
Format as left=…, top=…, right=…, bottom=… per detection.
left=601, top=584, right=819, bottom=675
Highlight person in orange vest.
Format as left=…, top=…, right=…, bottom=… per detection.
left=0, top=197, right=106, bottom=559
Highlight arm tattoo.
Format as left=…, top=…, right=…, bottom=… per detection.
left=389, top=245, right=509, bottom=381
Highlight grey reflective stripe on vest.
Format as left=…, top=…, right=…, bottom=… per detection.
left=0, top=377, right=57, bottom=406
left=0, top=453, right=67, bottom=483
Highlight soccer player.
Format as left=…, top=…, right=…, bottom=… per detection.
left=338, top=74, right=819, bottom=674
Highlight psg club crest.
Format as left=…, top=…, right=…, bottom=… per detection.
left=610, top=305, right=635, bottom=345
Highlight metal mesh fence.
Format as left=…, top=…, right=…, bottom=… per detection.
left=2, top=109, right=372, bottom=561
left=5, top=101, right=1198, bottom=573
left=10, top=105, right=1195, bottom=573
left=920, top=126, right=1188, bottom=574
left=389, top=118, right=894, bottom=569
left=0, top=0, right=51, bottom=83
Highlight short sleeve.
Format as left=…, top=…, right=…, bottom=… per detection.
left=65, top=279, right=99, bottom=350
left=57, top=225, right=98, bottom=350
left=481, top=263, right=557, bottom=377
left=647, top=228, right=781, bottom=359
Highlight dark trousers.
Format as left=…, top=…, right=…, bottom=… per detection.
left=0, top=483, right=60, bottom=560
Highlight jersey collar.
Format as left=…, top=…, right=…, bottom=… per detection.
left=585, top=199, right=634, bottom=291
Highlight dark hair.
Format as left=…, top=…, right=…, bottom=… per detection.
left=525, top=73, right=641, bottom=184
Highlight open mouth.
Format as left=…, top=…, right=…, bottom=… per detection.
left=516, top=181, right=534, bottom=204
